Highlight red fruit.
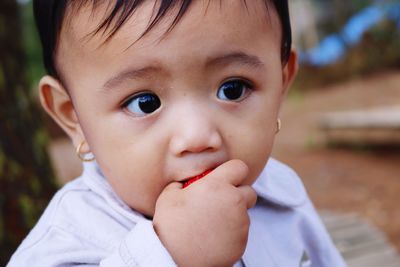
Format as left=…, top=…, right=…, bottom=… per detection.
left=182, top=169, right=213, bottom=188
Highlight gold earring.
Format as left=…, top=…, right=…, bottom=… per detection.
left=76, top=141, right=95, bottom=162
left=276, top=118, right=281, bottom=134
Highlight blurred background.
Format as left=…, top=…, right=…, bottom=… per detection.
left=0, top=0, right=399, bottom=265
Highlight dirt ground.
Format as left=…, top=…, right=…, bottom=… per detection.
left=49, top=70, right=400, bottom=252
left=272, top=70, right=400, bottom=252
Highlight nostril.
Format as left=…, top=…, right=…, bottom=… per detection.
left=171, top=132, right=222, bottom=156
left=179, top=146, right=217, bottom=156
left=169, top=121, right=222, bottom=156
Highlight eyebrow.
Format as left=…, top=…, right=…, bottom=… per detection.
left=101, top=51, right=264, bottom=91
left=205, top=51, right=265, bottom=69
left=102, top=66, right=162, bottom=90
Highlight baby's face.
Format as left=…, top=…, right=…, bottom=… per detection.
left=56, top=0, right=295, bottom=216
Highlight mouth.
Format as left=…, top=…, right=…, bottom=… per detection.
left=182, top=168, right=214, bottom=188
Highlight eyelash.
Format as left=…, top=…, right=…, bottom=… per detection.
left=224, top=77, right=254, bottom=91
left=216, top=78, right=254, bottom=102
left=120, top=78, right=254, bottom=114
left=121, top=91, right=161, bottom=115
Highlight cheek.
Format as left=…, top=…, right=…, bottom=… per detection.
left=95, top=146, right=167, bottom=216
left=248, top=133, right=275, bottom=183
left=227, top=96, right=280, bottom=183
left=223, top=118, right=276, bottom=182
left=105, top=161, right=165, bottom=216
left=79, top=117, right=169, bottom=216
left=240, top=126, right=275, bottom=184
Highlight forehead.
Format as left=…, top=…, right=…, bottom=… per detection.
left=57, top=0, right=281, bottom=87
left=61, top=0, right=280, bottom=50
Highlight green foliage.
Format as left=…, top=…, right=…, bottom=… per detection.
left=19, top=195, right=38, bottom=228
left=21, top=1, right=45, bottom=88
left=0, top=1, right=57, bottom=265
left=33, top=129, right=49, bottom=163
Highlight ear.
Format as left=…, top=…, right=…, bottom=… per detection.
left=38, top=75, right=90, bottom=153
left=281, top=47, right=298, bottom=98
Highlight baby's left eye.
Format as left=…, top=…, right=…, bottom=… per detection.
left=217, top=79, right=252, bottom=102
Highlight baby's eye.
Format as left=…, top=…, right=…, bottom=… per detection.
left=217, top=79, right=252, bottom=102
left=123, top=92, right=161, bottom=116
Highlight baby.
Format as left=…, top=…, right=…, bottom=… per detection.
left=8, top=0, right=346, bottom=266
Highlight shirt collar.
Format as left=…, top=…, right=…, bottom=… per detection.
left=252, top=158, right=307, bottom=208
left=82, top=161, right=146, bottom=223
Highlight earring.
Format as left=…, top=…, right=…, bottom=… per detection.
left=76, top=140, right=95, bottom=162
left=276, top=118, right=281, bottom=134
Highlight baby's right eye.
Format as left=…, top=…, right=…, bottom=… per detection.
left=123, top=92, right=161, bottom=116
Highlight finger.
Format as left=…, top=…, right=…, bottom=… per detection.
left=237, top=185, right=257, bottom=209
left=163, top=181, right=183, bottom=193
left=207, top=159, right=249, bottom=187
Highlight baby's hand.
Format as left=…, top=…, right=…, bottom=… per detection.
left=153, top=160, right=257, bottom=267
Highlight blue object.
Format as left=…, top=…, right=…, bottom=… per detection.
left=300, top=3, right=400, bottom=66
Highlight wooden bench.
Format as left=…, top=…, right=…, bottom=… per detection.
left=321, top=211, right=400, bottom=267
left=319, top=106, right=400, bottom=145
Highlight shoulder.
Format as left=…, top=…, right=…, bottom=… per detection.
left=252, top=158, right=308, bottom=208
left=13, top=179, right=94, bottom=252
left=249, top=159, right=346, bottom=266
left=8, top=178, right=100, bottom=264
left=8, top=163, right=149, bottom=266
left=13, top=175, right=130, bottom=257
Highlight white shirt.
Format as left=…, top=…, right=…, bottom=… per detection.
left=7, top=158, right=346, bottom=267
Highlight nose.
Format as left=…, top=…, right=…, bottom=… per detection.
left=169, top=105, right=222, bottom=157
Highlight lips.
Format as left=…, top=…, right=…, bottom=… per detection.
left=182, top=168, right=214, bottom=188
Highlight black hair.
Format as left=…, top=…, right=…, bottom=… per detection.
left=33, top=0, right=292, bottom=80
